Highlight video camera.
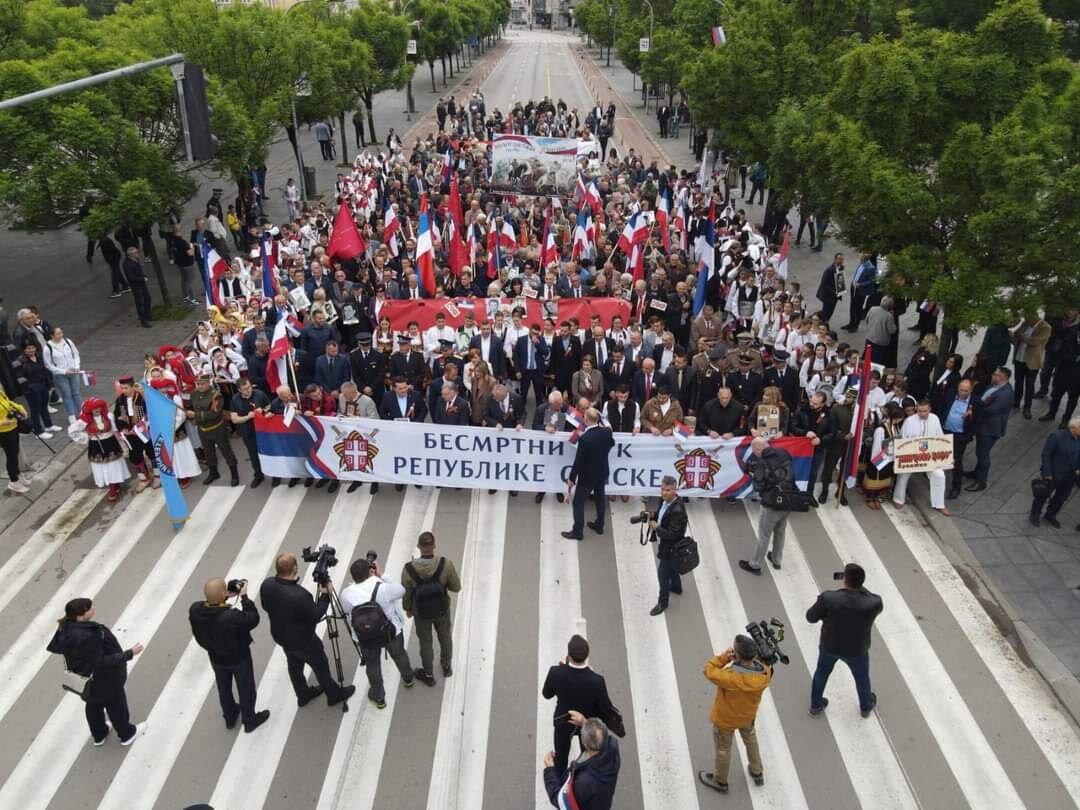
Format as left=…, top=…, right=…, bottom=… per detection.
left=629, top=511, right=650, bottom=525
left=746, top=618, right=790, bottom=666
left=301, top=544, right=338, bottom=586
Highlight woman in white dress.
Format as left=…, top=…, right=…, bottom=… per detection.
left=67, top=399, right=130, bottom=501
left=149, top=379, right=201, bottom=488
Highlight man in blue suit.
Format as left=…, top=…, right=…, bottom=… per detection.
left=966, top=366, right=1014, bottom=492
left=562, top=408, right=615, bottom=540
left=1029, top=418, right=1080, bottom=528
left=313, top=341, right=351, bottom=397
left=513, top=323, right=549, bottom=408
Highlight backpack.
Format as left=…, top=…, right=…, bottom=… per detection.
left=350, top=583, right=394, bottom=646
left=406, top=559, right=449, bottom=620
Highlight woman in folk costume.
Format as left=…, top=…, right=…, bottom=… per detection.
left=148, top=378, right=201, bottom=489
left=67, top=399, right=131, bottom=502
left=166, top=353, right=203, bottom=453
left=113, top=376, right=160, bottom=494
left=862, top=401, right=904, bottom=510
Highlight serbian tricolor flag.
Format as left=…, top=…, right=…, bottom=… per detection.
left=565, top=406, right=585, bottom=443
left=327, top=202, right=366, bottom=260
left=657, top=189, right=671, bottom=253
left=586, top=180, right=602, bottom=215
left=712, top=25, right=726, bottom=46
left=204, top=247, right=229, bottom=310
left=499, top=219, right=517, bottom=252
left=572, top=208, right=591, bottom=260
left=259, top=233, right=279, bottom=297
left=692, top=217, right=715, bottom=315
left=776, top=227, right=790, bottom=280
left=843, top=343, right=874, bottom=490
left=383, top=198, right=400, bottom=257
left=674, top=421, right=693, bottom=440
left=616, top=211, right=647, bottom=256
left=416, top=194, right=437, bottom=296
left=265, top=317, right=292, bottom=393
left=541, top=212, right=558, bottom=267
left=575, top=173, right=588, bottom=205
left=871, top=445, right=891, bottom=471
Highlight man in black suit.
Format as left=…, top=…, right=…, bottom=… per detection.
left=532, top=390, right=569, bottom=504
left=967, top=366, right=1015, bottom=491
left=468, top=321, right=507, bottom=380
left=631, top=357, right=660, bottom=407
left=388, top=336, right=427, bottom=391
left=562, top=409, right=615, bottom=540
left=762, top=350, right=800, bottom=413
left=582, top=325, right=615, bottom=373
left=428, top=364, right=464, bottom=420
left=513, top=324, right=549, bottom=407
left=483, top=384, right=525, bottom=428
left=728, top=352, right=764, bottom=413
left=380, top=377, right=426, bottom=422
left=602, top=346, right=633, bottom=399
left=648, top=476, right=688, bottom=616
left=349, top=333, right=388, bottom=400
left=664, top=348, right=695, bottom=413
left=541, top=634, right=615, bottom=777
left=815, top=253, right=845, bottom=323
left=431, top=381, right=471, bottom=425
left=549, top=321, right=582, bottom=395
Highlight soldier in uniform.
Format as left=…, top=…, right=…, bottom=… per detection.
left=733, top=332, right=764, bottom=373
left=187, top=373, right=239, bottom=487
left=691, top=346, right=730, bottom=414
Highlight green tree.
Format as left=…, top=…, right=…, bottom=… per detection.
left=348, top=0, right=412, bottom=144
left=417, top=0, right=461, bottom=93
left=639, top=26, right=693, bottom=106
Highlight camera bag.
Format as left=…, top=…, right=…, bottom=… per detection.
left=350, top=583, right=394, bottom=646
left=761, top=487, right=813, bottom=512
left=672, top=537, right=700, bottom=575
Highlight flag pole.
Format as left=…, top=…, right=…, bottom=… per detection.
left=287, top=346, right=300, bottom=396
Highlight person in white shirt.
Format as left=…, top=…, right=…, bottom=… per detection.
left=893, top=400, right=950, bottom=515
left=338, top=555, right=416, bottom=708
left=43, top=326, right=83, bottom=423
left=423, top=313, right=457, bottom=359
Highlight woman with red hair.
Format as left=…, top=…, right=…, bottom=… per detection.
left=67, top=398, right=131, bottom=501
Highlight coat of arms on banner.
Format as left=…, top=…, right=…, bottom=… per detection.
left=332, top=430, right=379, bottom=473
left=674, top=447, right=721, bottom=489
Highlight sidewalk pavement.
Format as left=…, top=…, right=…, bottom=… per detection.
left=577, top=38, right=1080, bottom=690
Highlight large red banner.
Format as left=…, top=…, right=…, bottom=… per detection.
left=380, top=297, right=631, bottom=331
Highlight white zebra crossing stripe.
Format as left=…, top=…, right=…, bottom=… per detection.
left=743, top=503, right=920, bottom=809
left=0, top=493, right=162, bottom=728
left=0, top=488, right=102, bottom=616
left=426, top=490, right=509, bottom=810
left=815, top=504, right=1027, bottom=809
left=884, top=503, right=1080, bottom=799
left=0, top=487, right=243, bottom=810
left=96, top=487, right=308, bottom=810
left=318, top=487, right=441, bottom=810
left=610, top=501, right=700, bottom=810
left=209, top=492, right=372, bottom=810
left=535, top=496, right=587, bottom=810
left=684, top=501, right=808, bottom=809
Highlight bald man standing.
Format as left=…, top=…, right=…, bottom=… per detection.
left=189, top=577, right=270, bottom=733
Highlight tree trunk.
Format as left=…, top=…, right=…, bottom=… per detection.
left=364, top=93, right=378, bottom=144
left=429, top=61, right=437, bottom=93
left=441, top=56, right=447, bottom=85
left=338, top=111, right=348, bottom=162
left=140, top=228, right=171, bottom=307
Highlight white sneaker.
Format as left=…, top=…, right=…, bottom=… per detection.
left=119, top=723, right=146, bottom=746
left=6, top=480, right=29, bottom=494
left=47, top=406, right=58, bottom=414
left=68, top=415, right=76, bottom=425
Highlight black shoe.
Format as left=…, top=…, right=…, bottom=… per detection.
left=1030, top=512, right=1041, bottom=527
left=271, top=477, right=281, bottom=488
left=203, top=469, right=221, bottom=486
left=369, top=695, right=386, bottom=709
left=370, top=482, right=379, bottom=494
left=288, top=478, right=299, bottom=488
left=414, top=485, right=422, bottom=490
left=670, top=587, right=683, bottom=595
left=510, top=490, right=518, bottom=496
left=327, top=684, right=356, bottom=706
left=535, top=492, right=544, bottom=503
left=649, top=604, right=666, bottom=616
left=297, top=686, right=324, bottom=707
left=963, top=471, right=978, bottom=479
left=946, top=488, right=960, bottom=500
left=305, top=479, right=316, bottom=488
left=556, top=493, right=565, bottom=503
left=251, top=474, right=264, bottom=489
left=738, top=560, right=762, bottom=575
left=224, top=713, right=240, bottom=730
left=414, top=668, right=436, bottom=687
left=243, top=710, right=270, bottom=733
left=808, top=697, right=829, bottom=717
left=442, top=663, right=452, bottom=677
left=817, top=489, right=829, bottom=505
left=347, top=481, right=361, bottom=493
left=748, top=765, right=765, bottom=786
left=561, top=530, right=583, bottom=540
left=1033, top=391, right=1047, bottom=400
left=1038, top=413, right=1055, bottom=422
left=965, top=481, right=987, bottom=492
left=861, top=693, right=877, bottom=718
left=766, top=551, right=781, bottom=570
left=1045, top=515, right=1061, bottom=529
left=698, top=771, right=728, bottom=793
left=1023, top=409, right=1032, bottom=420
left=327, top=480, right=340, bottom=494
left=839, top=494, right=849, bottom=506
left=229, top=468, right=240, bottom=487
left=587, top=520, right=604, bottom=535
left=396, top=484, right=405, bottom=492
left=401, top=676, right=415, bottom=688
left=488, top=489, right=496, bottom=494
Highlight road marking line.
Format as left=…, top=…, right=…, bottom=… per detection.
left=610, top=501, right=699, bottom=810
left=318, top=487, right=441, bottom=810
left=0, top=487, right=102, bottom=616
left=209, top=491, right=372, bottom=810
left=426, top=490, right=509, bottom=810
left=0, top=493, right=163, bottom=727
left=0, top=488, right=243, bottom=810
left=535, top=496, right=586, bottom=809
left=815, top=505, right=1026, bottom=809
left=96, top=487, right=307, bottom=810
left=884, top=503, right=1080, bottom=801
left=685, top=501, right=808, bottom=809
left=743, top=503, right=920, bottom=809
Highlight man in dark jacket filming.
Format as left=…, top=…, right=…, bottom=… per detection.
left=806, top=562, right=884, bottom=718
left=739, top=437, right=795, bottom=575
left=189, top=577, right=270, bottom=733
left=648, top=475, right=688, bottom=616
left=543, top=713, right=621, bottom=809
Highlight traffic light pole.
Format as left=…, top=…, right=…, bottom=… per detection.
left=0, top=53, right=185, bottom=111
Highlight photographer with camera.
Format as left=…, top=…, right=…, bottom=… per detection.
left=402, top=532, right=461, bottom=686
left=698, top=634, right=773, bottom=795
left=340, top=552, right=416, bottom=709
left=739, top=437, right=799, bottom=576
left=188, top=577, right=270, bottom=733
left=643, top=475, right=688, bottom=617
left=259, top=554, right=355, bottom=708
left=807, top=563, right=883, bottom=718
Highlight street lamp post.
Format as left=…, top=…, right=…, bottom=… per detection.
left=642, top=0, right=653, bottom=112
left=607, top=5, right=614, bottom=67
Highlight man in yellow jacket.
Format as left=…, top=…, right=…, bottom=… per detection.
left=699, top=634, right=773, bottom=794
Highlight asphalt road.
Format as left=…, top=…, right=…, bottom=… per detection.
left=0, top=30, right=1078, bottom=810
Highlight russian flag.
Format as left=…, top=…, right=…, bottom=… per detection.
left=657, top=189, right=671, bottom=253
left=416, top=194, right=437, bottom=296
left=265, top=317, right=291, bottom=394
left=692, top=217, right=715, bottom=315
left=712, top=25, right=726, bottom=46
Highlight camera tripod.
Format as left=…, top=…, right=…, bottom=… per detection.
left=321, top=581, right=364, bottom=713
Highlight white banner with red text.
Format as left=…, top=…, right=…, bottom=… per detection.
left=254, top=413, right=814, bottom=497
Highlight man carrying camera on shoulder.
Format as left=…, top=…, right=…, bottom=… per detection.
left=189, top=577, right=270, bottom=733
left=340, top=552, right=416, bottom=709
left=699, top=634, right=773, bottom=795
left=645, top=475, right=688, bottom=617
left=259, top=553, right=355, bottom=708
left=739, top=437, right=800, bottom=576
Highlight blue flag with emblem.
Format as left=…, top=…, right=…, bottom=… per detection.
left=144, top=384, right=189, bottom=530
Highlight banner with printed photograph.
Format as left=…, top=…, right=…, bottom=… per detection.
left=490, top=134, right=579, bottom=195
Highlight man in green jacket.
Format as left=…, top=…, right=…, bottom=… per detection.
left=188, top=374, right=239, bottom=486
left=401, top=531, right=461, bottom=686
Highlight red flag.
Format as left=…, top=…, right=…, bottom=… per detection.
left=327, top=202, right=366, bottom=260
left=448, top=175, right=464, bottom=230
left=448, top=217, right=468, bottom=279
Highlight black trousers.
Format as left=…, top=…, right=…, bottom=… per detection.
left=973, top=433, right=999, bottom=482
left=242, top=431, right=262, bottom=475
left=949, top=432, right=972, bottom=492
left=130, top=281, right=152, bottom=323
left=86, top=688, right=136, bottom=743
left=107, top=259, right=129, bottom=294
left=1013, top=361, right=1038, bottom=410
left=553, top=719, right=578, bottom=777
left=520, top=370, right=545, bottom=408
left=1032, top=478, right=1074, bottom=519
left=361, top=631, right=413, bottom=703
left=199, top=425, right=237, bottom=470
left=846, top=291, right=866, bottom=328
left=284, top=636, right=344, bottom=701
left=0, top=429, right=19, bottom=482
left=213, top=656, right=257, bottom=725
left=571, top=479, right=605, bottom=532
left=819, top=295, right=838, bottom=323
left=797, top=215, right=816, bottom=245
